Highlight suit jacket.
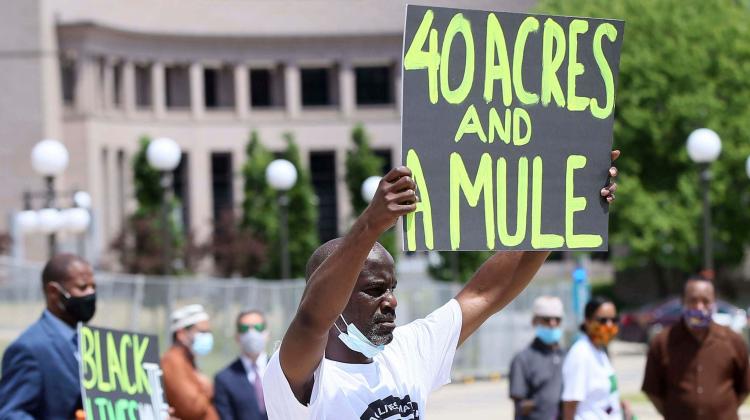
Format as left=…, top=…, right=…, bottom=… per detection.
left=214, top=358, right=268, bottom=420
left=0, top=312, right=81, bottom=420
left=161, top=344, right=220, bottom=420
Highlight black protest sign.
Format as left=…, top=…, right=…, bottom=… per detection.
left=402, top=5, right=624, bottom=251
left=78, top=325, right=167, bottom=420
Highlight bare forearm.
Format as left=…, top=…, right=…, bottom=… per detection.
left=456, top=250, right=550, bottom=345
left=562, top=401, right=578, bottom=420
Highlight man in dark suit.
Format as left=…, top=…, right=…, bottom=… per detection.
left=214, top=309, right=269, bottom=420
left=0, top=253, right=97, bottom=420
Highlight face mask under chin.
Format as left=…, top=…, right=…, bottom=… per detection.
left=335, top=315, right=385, bottom=359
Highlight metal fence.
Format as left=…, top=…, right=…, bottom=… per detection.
left=0, top=257, right=573, bottom=379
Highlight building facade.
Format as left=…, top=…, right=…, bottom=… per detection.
left=0, top=0, right=532, bottom=264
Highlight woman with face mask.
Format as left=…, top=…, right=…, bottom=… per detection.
left=561, top=297, right=632, bottom=420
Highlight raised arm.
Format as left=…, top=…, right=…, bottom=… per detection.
left=456, top=150, right=620, bottom=346
left=279, top=166, right=417, bottom=402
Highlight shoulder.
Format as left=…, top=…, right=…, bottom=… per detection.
left=714, top=324, right=747, bottom=350
left=214, top=359, right=242, bottom=382
left=5, top=318, right=47, bottom=356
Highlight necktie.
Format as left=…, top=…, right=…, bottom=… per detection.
left=252, top=363, right=265, bottom=414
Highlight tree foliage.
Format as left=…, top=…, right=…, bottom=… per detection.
left=242, top=131, right=320, bottom=278
left=537, top=0, right=750, bottom=274
left=344, top=124, right=398, bottom=258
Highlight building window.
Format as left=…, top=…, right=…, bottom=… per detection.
left=250, top=67, right=285, bottom=108
left=301, top=67, right=337, bottom=107
left=355, top=66, right=393, bottom=106
left=310, top=151, right=338, bottom=242
left=113, top=62, right=123, bottom=108
left=135, top=64, right=152, bottom=108
left=60, top=58, right=76, bottom=105
left=211, top=152, right=234, bottom=222
left=165, top=65, right=191, bottom=109
left=204, top=66, right=235, bottom=109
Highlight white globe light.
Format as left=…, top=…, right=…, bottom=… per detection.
left=146, top=137, right=182, bottom=171
left=746, top=156, right=750, bottom=180
left=16, top=210, right=39, bottom=233
left=73, top=191, right=92, bottom=209
left=31, top=139, right=69, bottom=176
left=62, top=208, right=91, bottom=234
left=37, top=208, right=63, bottom=234
left=361, top=176, right=382, bottom=203
left=687, top=128, right=722, bottom=163
left=266, top=159, right=298, bottom=191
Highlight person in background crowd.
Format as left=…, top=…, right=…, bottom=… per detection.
left=214, top=309, right=269, bottom=420
left=0, top=254, right=96, bottom=419
left=162, top=304, right=219, bottom=420
left=562, top=296, right=631, bottom=420
left=642, top=276, right=750, bottom=420
left=509, top=296, right=566, bottom=420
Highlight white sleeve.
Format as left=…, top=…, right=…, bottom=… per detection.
left=390, top=299, right=462, bottom=392
left=561, top=343, right=588, bottom=402
left=262, top=350, right=321, bottom=420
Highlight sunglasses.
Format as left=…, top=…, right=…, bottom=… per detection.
left=237, top=322, right=266, bottom=333
left=539, top=316, right=562, bottom=324
left=594, top=316, right=620, bottom=325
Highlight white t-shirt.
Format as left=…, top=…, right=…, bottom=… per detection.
left=263, top=299, right=463, bottom=420
left=562, top=336, right=622, bottom=420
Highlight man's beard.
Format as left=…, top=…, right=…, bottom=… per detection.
left=361, top=312, right=396, bottom=346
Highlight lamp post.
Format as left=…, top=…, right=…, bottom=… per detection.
left=30, top=139, right=69, bottom=256
left=146, top=137, right=182, bottom=274
left=266, top=159, right=297, bottom=279
left=686, top=128, right=722, bottom=278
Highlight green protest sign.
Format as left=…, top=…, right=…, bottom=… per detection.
left=402, top=5, right=624, bottom=251
left=78, top=325, right=168, bottom=420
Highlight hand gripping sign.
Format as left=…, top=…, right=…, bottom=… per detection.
left=401, top=5, right=624, bottom=251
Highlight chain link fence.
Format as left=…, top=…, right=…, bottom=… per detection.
left=0, top=257, right=573, bottom=379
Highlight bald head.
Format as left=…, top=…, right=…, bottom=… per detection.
left=42, top=253, right=90, bottom=289
left=305, top=238, right=393, bottom=281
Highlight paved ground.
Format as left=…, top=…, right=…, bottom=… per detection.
left=427, top=341, right=750, bottom=419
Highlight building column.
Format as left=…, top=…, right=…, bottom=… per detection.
left=188, top=146, right=212, bottom=243
left=190, top=62, right=205, bottom=119
left=74, top=56, right=97, bottom=114
left=152, top=62, right=166, bottom=118
left=122, top=61, right=136, bottom=116
left=284, top=62, right=300, bottom=118
left=234, top=63, right=249, bottom=118
left=339, top=61, right=355, bottom=117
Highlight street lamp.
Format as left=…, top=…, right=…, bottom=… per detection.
left=266, top=159, right=297, bottom=279
left=361, top=176, right=382, bottom=203
left=30, top=139, right=69, bottom=256
left=146, top=137, right=182, bottom=274
left=686, top=128, right=722, bottom=278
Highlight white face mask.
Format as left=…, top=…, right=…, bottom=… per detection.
left=334, top=314, right=384, bottom=359
left=239, top=330, right=267, bottom=355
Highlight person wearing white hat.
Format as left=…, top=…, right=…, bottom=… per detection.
left=161, top=304, right=219, bottom=420
left=509, top=296, right=566, bottom=420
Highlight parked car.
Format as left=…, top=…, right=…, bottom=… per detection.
left=619, top=296, right=747, bottom=343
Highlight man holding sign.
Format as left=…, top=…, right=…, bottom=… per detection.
left=263, top=5, right=623, bottom=420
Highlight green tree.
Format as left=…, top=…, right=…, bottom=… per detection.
left=278, top=132, right=319, bottom=278
left=537, top=0, right=750, bottom=280
left=241, top=131, right=279, bottom=278
left=113, top=137, right=185, bottom=274
left=344, top=124, right=398, bottom=258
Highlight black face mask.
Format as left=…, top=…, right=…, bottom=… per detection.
left=53, top=282, right=96, bottom=323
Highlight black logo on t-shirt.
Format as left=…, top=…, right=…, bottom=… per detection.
left=359, top=395, right=420, bottom=420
